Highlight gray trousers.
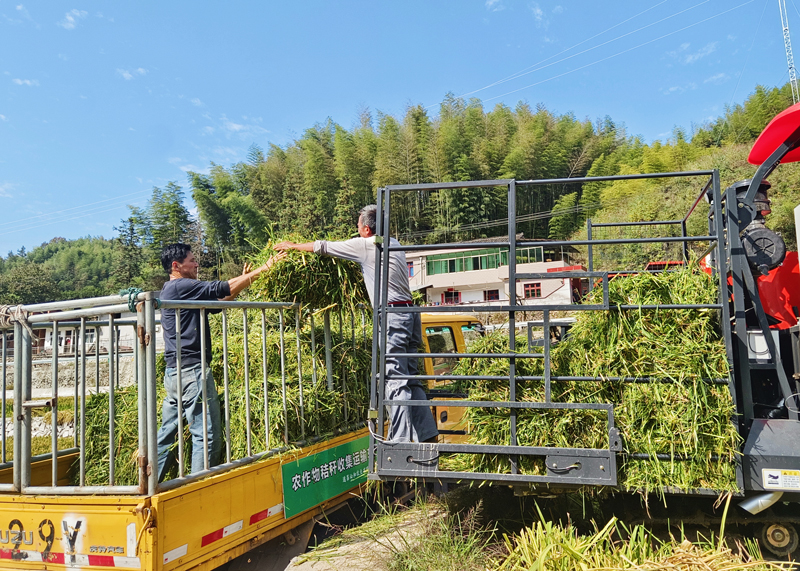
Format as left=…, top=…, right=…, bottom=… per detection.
left=384, top=312, right=439, bottom=442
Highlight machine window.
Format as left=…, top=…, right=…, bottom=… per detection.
left=425, top=326, right=458, bottom=375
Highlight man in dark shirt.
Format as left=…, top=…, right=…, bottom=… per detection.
left=157, top=243, right=284, bottom=480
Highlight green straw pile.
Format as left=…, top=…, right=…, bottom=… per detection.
left=250, top=236, right=370, bottom=311
left=446, top=267, right=738, bottom=493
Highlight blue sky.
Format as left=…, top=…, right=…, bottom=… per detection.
left=0, top=0, right=793, bottom=255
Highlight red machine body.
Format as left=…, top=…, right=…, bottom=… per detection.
left=756, top=250, right=800, bottom=329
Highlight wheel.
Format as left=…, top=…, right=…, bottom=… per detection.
left=760, top=522, right=799, bottom=557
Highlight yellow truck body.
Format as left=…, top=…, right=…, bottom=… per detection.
left=0, top=429, right=367, bottom=571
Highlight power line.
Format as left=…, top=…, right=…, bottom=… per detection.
left=455, top=0, right=672, bottom=101
left=483, top=0, right=757, bottom=104
left=0, top=188, right=153, bottom=233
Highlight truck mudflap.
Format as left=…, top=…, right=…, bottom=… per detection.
left=0, top=496, right=146, bottom=569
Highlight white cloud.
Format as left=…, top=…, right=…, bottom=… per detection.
left=685, top=42, right=717, bottom=64
left=224, top=119, right=245, bottom=132
left=203, top=126, right=215, bottom=135
left=704, top=72, right=729, bottom=84
left=178, top=163, right=207, bottom=174
left=552, top=5, right=563, bottom=13
left=191, top=98, right=203, bottom=107
left=12, top=78, right=38, bottom=86
left=217, top=114, right=269, bottom=138
left=485, top=0, right=504, bottom=11
left=213, top=146, right=239, bottom=157
left=531, top=2, right=543, bottom=22
left=0, top=114, right=7, bottom=121
left=0, top=183, right=13, bottom=198
left=58, top=53, right=68, bottom=61
left=664, top=82, right=697, bottom=95
left=117, top=68, right=147, bottom=81
left=58, top=9, right=87, bottom=30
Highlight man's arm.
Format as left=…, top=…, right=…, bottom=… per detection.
left=222, top=253, right=286, bottom=301
left=275, top=238, right=367, bottom=264
left=274, top=241, right=314, bottom=253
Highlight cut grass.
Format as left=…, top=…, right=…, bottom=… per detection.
left=445, top=267, right=739, bottom=493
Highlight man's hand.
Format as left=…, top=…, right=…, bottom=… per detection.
left=224, top=252, right=287, bottom=300
left=261, top=252, right=287, bottom=270
left=274, top=241, right=297, bottom=251
left=242, top=252, right=286, bottom=275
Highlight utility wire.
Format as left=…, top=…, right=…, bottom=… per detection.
left=457, top=0, right=671, bottom=100
left=0, top=188, right=152, bottom=231
left=0, top=201, right=149, bottom=238
left=718, top=0, right=771, bottom=146
left=483, top=0, right=756, bottom=103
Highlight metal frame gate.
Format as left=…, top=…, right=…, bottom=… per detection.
left=368, top=171, right=742, bottom=489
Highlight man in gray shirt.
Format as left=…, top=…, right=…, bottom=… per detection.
left=275, top=205, right=438, bottom=443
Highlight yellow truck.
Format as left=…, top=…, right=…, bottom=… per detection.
left=0, top=293, right=371, bottom=571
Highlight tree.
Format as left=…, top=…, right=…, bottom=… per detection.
left=111, top=217, right=144, bottom=289
left=0, top=262, right=60, bottom=304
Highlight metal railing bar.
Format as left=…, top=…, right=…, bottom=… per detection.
left=310, top=312, right=318, bottom=386
left=73, top=333, right=78, bottom=449
left=136, top=304, right=147, bottom=495
left=384, top=179, right=512, bottom=191
left=389, top=352, right=546, bottom=359
left=176, top=310, right=185, bottom=478
left=27, top=304, right=131, bottom=324
left=324, top=312, right=334, bottom=391
left=51, top=321, right=58, bottom=486
left=295, top=308, right=305, bottom=440
left=261, top=309, right=269, bottom=450
left=23, top=485, right=141, bottom=495
left=0, top=446, right=80, bottom=472
left=79, top=317, right=86, bottom=487
left=683, top=176, right=714, bottom=223
left=243, top=309, right=252, bottom=457
left=20, top=293, right=146, bottom=313
left=222, top=309, right=231, bottom=465
left=95, top=326, right=100, bottom=392
left=160, top=300, right=299, bottom=311
left=515, top=170, right=714, bottom=186
left=382, top=399, right=614, bottom=410
left=200, top=308, right=209, bottom=471
left=279, top=309, right=288, bottom=444
left=2, top=331, right=6, bottom=465
left=108, top=314, right=115, bottom=486
left=414, top=442, right=614, bottom=455
left=591, top=220, right=684, bottom=227
left=396, top=235, right=717, bottom=252
left=116, top=325, right=121, bottom=389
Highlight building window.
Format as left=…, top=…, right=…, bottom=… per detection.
left=442, top=291, right=461, bottom=304
left=524, top=283, right=542, bottom=299
left=407, top=262, right=415, bottom=277
left=483, top=289, right=499, bottom=301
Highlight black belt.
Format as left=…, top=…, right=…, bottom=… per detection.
left=387, top=301, right=413, bottom=307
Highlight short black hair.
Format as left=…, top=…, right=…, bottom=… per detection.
left=161, top=243, right=192, bottom=274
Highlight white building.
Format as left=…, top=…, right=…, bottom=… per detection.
left=406, top=235, right=585, bottom=306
